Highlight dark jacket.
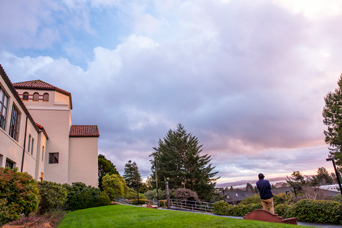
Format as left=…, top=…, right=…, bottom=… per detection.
left=256, top=178, right=273, bottom=200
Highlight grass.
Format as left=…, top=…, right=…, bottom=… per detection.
left=58, top=205, right=312, bottom=228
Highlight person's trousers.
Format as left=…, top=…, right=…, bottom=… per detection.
left=261, top=197, right=274, bottom=214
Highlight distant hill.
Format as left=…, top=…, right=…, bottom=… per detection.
left=216, top=176, right=286, bottom=188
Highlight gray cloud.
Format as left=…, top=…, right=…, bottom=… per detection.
left=0, top=0, right=340, bottom=182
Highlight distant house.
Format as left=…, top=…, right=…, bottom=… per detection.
left=0, top=64, right=99, bottom=187
left=219, top=189, right=256, bottom=205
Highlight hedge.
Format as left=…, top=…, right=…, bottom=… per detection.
left=38, top=181, right=67, bottom=214
left=287, top=199, right=342, bottom=224
left=213, top=201, right=262, bottom=216
left=213, top=199, right=342, bottom=225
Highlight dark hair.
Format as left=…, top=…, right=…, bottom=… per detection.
left=258, top=173, right=265, bottom=179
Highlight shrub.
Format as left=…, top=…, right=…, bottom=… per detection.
left=239, top=194, right=260, bottom=205
left=274, top=204, right=292, bottom=218
left=0, top=168, right=40, bottom=225
left=38, top=181, right=67, bottom=214
left=213, top=201, right=262, bottom=216
left=159, top=200, right=167, bottom=207
left=144, top=189, right=167, bottom=200
left=213, top=201, right=231, bottom=215
left=102, top=174, right=129, bottom=201
left=63, top=182, right=101, bottom=211
left=333, top=194, right=342, bottom=203
left=174, top=188, right=199, bottom=201
left=288, top=199, right=341, bottom=224
left=273, top=193, right=294, bottom=206
left=95, top=192, right=112, bottom=206
left=126, top=188, right=146, bottom=200
left=130, top=199, right=148, bottom=205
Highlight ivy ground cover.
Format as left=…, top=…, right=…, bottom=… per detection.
left=58, top=205, right=312, bottom=228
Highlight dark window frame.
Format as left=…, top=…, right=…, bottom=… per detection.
left=31, top=138, right=34, bottom=155
left=5, top=159, right=15, bottom=169
left=33, top=92, right=39, bottom=101
left=49, top=153, right=59, bottom=164
left=43, top=93, right=49, bottom=102
left=0, top=86, right=9, bottom=130
left=28, top=134, right=31, bottom=153
left=23, top=92, right=29, bottom=101
left=9, top=104, right=20, bottom=141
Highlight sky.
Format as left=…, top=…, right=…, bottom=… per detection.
left=0, top=0, right=341, bottom=185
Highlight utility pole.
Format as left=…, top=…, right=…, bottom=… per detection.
left=326, top=157, right=342, bottom=195
left=166, top=181, right=170, bottom=209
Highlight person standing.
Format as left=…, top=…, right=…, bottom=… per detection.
left=256, top=173, right=274, bottom=214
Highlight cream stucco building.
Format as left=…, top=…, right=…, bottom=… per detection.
left=0, top=64, right=99, bottom=187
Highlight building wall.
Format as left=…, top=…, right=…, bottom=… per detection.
left=0, top=75, right=47, bottom=181
left=16, top=88, right=72, bottom=184
left=69, top=137, right=98, bottom=187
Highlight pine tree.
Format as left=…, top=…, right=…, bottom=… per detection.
left=123, top=160, right=141, bottom=189
left=150, top=123, right=219, bottom=201
left=323, top=74, right=342, bottom=171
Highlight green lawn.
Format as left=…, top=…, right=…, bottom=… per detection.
left=58, top=205, right=312, bottom=228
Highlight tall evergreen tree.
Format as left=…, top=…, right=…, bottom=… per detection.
left=323, top=74, right=342, bottom=171
left=98, top=154, right=119, bottom=191
left=123, top=160, right=141, bottom=189
left=150, top=123, right=219, bottom=201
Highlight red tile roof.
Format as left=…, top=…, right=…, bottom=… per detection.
left=69, top=125, right=100, bottom=137
left=13, top=80, right=71, bottom=95
left=13, top=79, right=73, bottom=109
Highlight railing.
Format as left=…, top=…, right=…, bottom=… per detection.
left=115, top=197, right=132, bottom=205
left=170, top=199, right=213, bottom=213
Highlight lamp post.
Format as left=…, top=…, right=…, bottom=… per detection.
left=326, top=157, right=342, bottom=195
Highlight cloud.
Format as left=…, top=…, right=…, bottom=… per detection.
left=1, top=0, right=341, bottom=182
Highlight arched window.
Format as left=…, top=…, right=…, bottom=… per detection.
left=23, top=92, right=29, bottom=101
left=43, top=93, right=49, bottom=102
left=33, top=92, right=39, bottom=101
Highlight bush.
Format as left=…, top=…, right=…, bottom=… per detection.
left=126, top=188, right=146, bottom=199
left=333, top=194, right=342, bottom=203
left=213, top=201, right=262, bottom=216
left=273, top=193, right=294, bottom=206
left=213, top=201, right=231, bottom=215
left=239, top=194, right=260, bottom=205
left=0, top=168, right=40, bottom=225
left=38, top=181, right=67, bottom=214
left=174, top=188, right=199, bottom=201
left=288, top=199, right=342, bottom=224
left=274, top=204, right=292, bottom=218
left=102, top=174, right=129, bottom=201
left=144, top=189, right=167, bottom=200
left=95, top=192, right=112, bottom=206
left=63, top=182, right=101, bottom=211
left=130, top=199, right=148, bottom=205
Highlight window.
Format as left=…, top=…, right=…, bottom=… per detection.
left=49, top=153, right=59, bottom=164
left=23, top=92, right=29, bottom=101
left=5, top=159, right=15, bottom=169
left=0, top=87, right=9, bottom=130
left=33, top=92, right=39, bottom=101
left=28, top=135, right=31, bottom=153
left=42, top=146, right=45, bottom=161
left=31, top=138, right=34, bottom=155
left=9, top=105, right=20, bottom=141
left=43, top=93, right=49, bottom=101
